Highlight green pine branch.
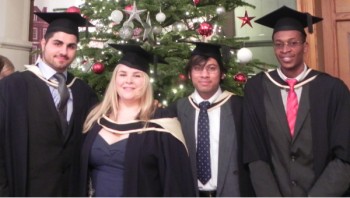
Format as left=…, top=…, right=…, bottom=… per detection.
left=71, top=0, right=275, bottom=103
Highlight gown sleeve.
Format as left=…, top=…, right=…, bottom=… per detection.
left=159, top=132, right=196, bottom=196
left=153, top=108, right=195, bottom=196
left=308, top=158, right=350, bottom=196
left=242, top=74, right=271, bottom=164
left=123, top=109, right=196, bottom=196
left=0, top=81, right=9, bottom=196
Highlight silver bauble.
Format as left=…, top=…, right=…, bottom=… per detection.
left=216, top=6, right=226, bottom=15
left=237, top=47, right=253, bottom=64
left=156, top=12, right=166, bottom=23
left=153, top=25, right=162, bottom=35
left=110, top=10, right=124, bottom=23
left=119, top=26, right=134, bottom=40
left=172, top=21, right=187, bottom=32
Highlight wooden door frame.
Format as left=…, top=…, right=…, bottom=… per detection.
left=318, top=0, right=338, bottom=76
left=318, top=0, right=350, bottom=77
left=297, top=0, right=325, bottom=71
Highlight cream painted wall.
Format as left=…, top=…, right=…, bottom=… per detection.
left=0, top=0, right=84, bottom=71
left=234, top=0, right=297, bottom=66
left=0, top=0, right=32, bottom=71
left=34, top=0, right=84, bottom=12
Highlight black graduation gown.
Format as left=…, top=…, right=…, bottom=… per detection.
left=0, top=71, right=98, bottom=196
left=166, top=92, right=255, bottom=197
left=79, top=111, right=196, bottom=197
left=243, top=69, right=350, bottom=196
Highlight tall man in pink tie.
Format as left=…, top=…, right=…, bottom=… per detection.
left=243, top=6, right=350, bottom=197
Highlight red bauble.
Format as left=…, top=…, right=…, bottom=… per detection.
left=92, top=62, right=105, bottom=74
left=193, top=0, right=200, bottom=6
left=197, top=22, right=213, bottom=37
left=124, top=5, right=133, bottom=12
left=233, top=72, right=247, bottom=84
left=66, top=6, right=81, bottom=14
left=178, top=74, right=187, bottom=82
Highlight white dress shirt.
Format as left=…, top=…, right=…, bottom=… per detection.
left=37, top=60, right=73, bottom=121
left=191, top=87, right=222, bottom=191
left=277, top=64, right=308, bottom=110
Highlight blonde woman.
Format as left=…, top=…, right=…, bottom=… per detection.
left=79, top=44, right=195, bottom=197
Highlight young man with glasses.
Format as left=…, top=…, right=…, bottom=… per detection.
left=165, top=42, right=254, bottom=197
left=243, top=6, right=350, bottom=197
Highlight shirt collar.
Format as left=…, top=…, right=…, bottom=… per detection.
left=277, top=63, right=308, bottom=82
left=37, top=59, right=67, bottom=80
left=192, top=87, right=222, bottom=104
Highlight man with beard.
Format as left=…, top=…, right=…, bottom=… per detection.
left=0, top=12, right=98, bottom=196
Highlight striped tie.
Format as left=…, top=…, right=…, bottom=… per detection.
left=54, top=73, right=69, bottom=135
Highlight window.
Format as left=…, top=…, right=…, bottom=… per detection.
left=33, top=28, right=38, bottom=40
left=43, top=28, right=47, bottom=37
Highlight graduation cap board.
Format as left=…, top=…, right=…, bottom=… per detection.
left=35, top=12, right=94, bottom=40
left=189, top=42, right=224, bottom=69
left=109, top=44, right=166, bottom=74
left=255, top=6, right=323, bottom=35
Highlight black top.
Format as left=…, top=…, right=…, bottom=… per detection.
left=89, top=135, right=127, bottom=197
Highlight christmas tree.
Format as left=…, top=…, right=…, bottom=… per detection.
left=71, top=0, right=274, bottom=105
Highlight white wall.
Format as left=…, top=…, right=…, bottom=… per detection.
left=0, top=0, right=85, bottom=71
left=234, top=0, right=297, bottom=66
left=34, top=0, right=84, bottom=11
left=0, top=0, right=32, bottom=71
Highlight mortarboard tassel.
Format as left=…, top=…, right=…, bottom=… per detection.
left=307, top=13, right=313, bottom=33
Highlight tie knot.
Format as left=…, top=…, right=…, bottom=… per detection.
left=199, top=101, right=210, bottom=110
left=54, top=73, right=66, bottom=83
left=286, top=79, right=298, bottom=88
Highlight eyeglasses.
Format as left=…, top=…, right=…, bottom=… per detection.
left=192, top=65, right=219, bottom=74
left=273, top=40, right=304, bottom=49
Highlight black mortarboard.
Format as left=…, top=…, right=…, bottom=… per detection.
left=35, top=12, right=94, bottom=40
left=189, top=42, right=224, bottom=69
left=255, top=6, right=323, bottom=35
left=109, top=44, right=166, bottom=74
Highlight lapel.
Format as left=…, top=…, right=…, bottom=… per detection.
left=265, top=70, right=316, bottom=142
left=216, top=100, right=235, bottom=195
left=264, top=78, right=292, bottom=140
left=25, top=66, right=72, bottom=141
left=63, top=73, right=79, bottom=143
left=177, top=99, right=198, bottom=191
left=30, top=71, right=63, bottom=135
left=63, top=73, right=77, bottom=142
left=293, top=84, right=310, bottom=141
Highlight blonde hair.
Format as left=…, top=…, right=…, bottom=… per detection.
left=83, top=64, right=155, bottom=133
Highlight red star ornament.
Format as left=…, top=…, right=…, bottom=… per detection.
left=237, top=10, right=255, bottom=28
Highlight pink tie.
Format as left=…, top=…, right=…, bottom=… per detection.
left=286, top=79, right=298, bottom=136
